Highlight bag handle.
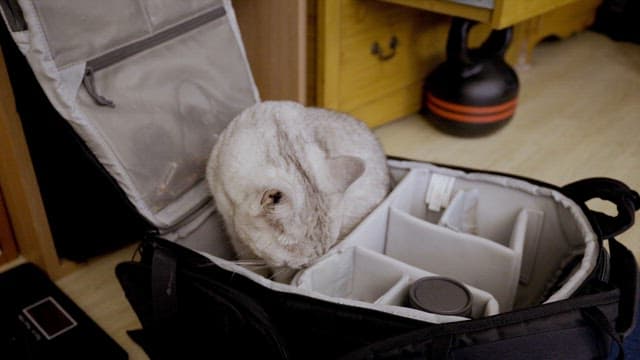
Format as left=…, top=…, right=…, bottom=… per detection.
left=562, top=178, right=639, bottom=338
left=562, top=177, right=640, bottom=240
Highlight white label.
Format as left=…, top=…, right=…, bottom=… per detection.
left=425, top=174, right=456, bottom=212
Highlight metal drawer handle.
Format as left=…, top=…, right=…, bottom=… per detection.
left=371, top=35, right=398, bottom=61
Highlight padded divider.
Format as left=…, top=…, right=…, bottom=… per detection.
left=295, top=246, right=500, bottom=320
left=389, top=166, right=411, bottom=186
left=387, top=169, right=526, bottom=245
left=337, top=168, right=424, bottom=253
left=388, top=168, right=442, bottom=224
left=300, top=164, right=598, bottom=318
left=385, top=206, right=526, bottom=311
left=374, top=275, right=411, bottom=306
left=296, top=247, right=404, bottom=302
left=518, top=209, right=545, bottom=285
left=438, top=189, right=479, bottom=234
left=337, top=200, right=390, bottom=254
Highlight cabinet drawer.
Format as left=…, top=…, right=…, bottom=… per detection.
left=339, top=4, right=449, bottom=113
left=319, top=0, right=451, bottom=127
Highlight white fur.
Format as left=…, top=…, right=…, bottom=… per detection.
left=206, top=101, right=390, bottom=279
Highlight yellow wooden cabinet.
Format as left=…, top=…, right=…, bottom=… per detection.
left=316, top=0, right=602, bottom=127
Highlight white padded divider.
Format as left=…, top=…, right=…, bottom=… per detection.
left=295, top=246, right=500, bottom=320
left=385, top=206, right=525, bottom=310
left=327, top=161, right=599, bottom=313
left=337, top=167, right=423, bottom=253
left=374, top=275, right=411, bottom=306
left=438, top=189, right=479, bottom=234
left=295, top=246, right=405, bottom=302
left=518, top=209, right=544, bottom=285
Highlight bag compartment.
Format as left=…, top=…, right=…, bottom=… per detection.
left=294, top=246, right=500, bottom=321
left=294, top=161, right=600, bottom=320
left=385, top=205, right=525, bottom=310
left=74, top=5, right=256, bottom=224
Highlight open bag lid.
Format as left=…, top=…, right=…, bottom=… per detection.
left=0, top=0, right=259, bottom=233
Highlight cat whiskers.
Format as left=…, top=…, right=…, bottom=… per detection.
left=268, top=266, right=295, bottom=281
left=232, top=259, right=270, bottom=275
left=233, top=259, right=268, bottom=268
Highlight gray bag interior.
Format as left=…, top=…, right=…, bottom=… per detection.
left=1, top=0, right=258, bottom=248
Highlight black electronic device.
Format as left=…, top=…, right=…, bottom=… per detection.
left=0, top=263, right=126, bottom=359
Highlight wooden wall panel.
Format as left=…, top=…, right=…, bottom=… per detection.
left=0, top=190, right=17, bottom=265
left=233, top=0, right=308, bottom=104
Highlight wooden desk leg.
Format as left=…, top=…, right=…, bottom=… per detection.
left=0, top=189, right=18, bottom=264
left=0, top=48, right=74, bottom=279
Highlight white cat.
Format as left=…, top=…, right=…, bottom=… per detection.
left=206, top=101, right=390, bottom=280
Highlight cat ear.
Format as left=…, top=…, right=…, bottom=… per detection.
left=327, top=155, right=365, bottom=193
left=260, top=189, right=285, bottom=209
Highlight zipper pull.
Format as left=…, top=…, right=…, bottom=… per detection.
left=82, top=66, right=115, bottom=107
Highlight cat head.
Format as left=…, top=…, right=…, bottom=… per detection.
left=240, top=154, right=365, bottom=269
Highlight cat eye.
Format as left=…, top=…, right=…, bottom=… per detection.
left=270, top=191, right=283, bottom=204
left=261, top=189, right=284, bottom=207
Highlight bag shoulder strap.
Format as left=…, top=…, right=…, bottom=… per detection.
left=562, top=177, right=640, bottom=240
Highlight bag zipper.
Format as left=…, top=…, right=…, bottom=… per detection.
left=82, top=5, right=226, bottom=107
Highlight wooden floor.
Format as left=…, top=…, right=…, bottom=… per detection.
left=46, top=31, right=640, bottom=359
